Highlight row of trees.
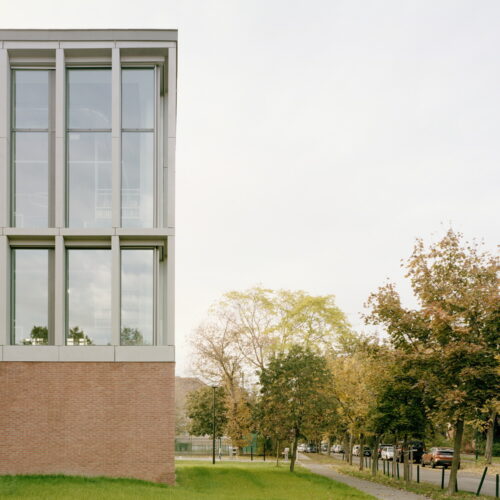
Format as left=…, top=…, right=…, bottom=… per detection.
left=187, top=230, right=499, bottom=494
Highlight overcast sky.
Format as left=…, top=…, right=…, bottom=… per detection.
left=3, top=0, right=499, bottom=375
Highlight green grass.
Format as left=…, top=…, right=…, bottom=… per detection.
left=0, top=461, right=375, bottom=499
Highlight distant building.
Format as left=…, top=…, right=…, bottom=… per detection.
left=0, top=29, right=177, bottom=484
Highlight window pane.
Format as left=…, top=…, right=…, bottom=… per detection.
left=13, top=132, right=48, bottom=227
left=13, top=249, right=49, bottom=345
left=67, top=249, right=111, bottom=345
left=13, top=70, right=49, bottom=129
left=121, top=132, right=154, bottom=227
left=122, top=68, right=155, bottom=129
left=121, top=249, right=154, bottom=345
left=68, top=69, right=111, bottom=129
left=68, top=132, right=112, bottom=227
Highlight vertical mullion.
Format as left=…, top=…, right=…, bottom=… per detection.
left=54, top=48, right=65, bottom=228
left=47, top=248, right=55, bottom=344
left=0, top=48, right=10, bottom=228
left=54, top=235, right=65, bottom=346
left=166, top=236, right=174, bottom=346
left=112, top=48, right=121, bottom=228
left=0, top=236, right=10, bottom=345
left=111, top=235, right=120, bottom=346
left=166, top=48, right=176, bottom=230
left=48, top=70, right=56, bottom=227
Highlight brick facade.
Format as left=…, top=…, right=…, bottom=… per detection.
left=0, top=362, right=175, bottom=484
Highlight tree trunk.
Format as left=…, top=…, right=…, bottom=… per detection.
left=485, top=410, right=497, bottom=464
left=343, top=433, right=350, bottom=462
left=447, top=418, right=464, bottom=494
left=403, top=434, right=409, bottom=482
left=359, top=434, right=364, bottom=471
left=349, top=433, right=353, bottom=465
left=372, top=435, right=380, bottom=476
left=290, top=431, right=299, bottom=472
left=276, top=439, right=280, bottom=467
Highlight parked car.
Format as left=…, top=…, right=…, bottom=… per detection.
left=377, top=443, right=393, bottom=458
left=321, top=443, right=328, bottom=452
left=331, top=444, right=344, bottom=454
left=297, top=443, right=307, bottom=453
left=395, top=441, right=425, bottom=464
left=421, top=447, right=458, bottom=469
left=352, top=445, right=371, bottom=457
left=305, top=444, right=318, bottom=453
left=381, top=446, right=395, bottom=461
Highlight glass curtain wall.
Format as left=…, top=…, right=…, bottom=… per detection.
left=67, top=249, right=112, bottom=345
left=12, top=70, right=52, bottom=228
left=121, top=68, right=155, bottom=227
left=12, top=249, right=51, bottom=344
left=121, top=249, right=154, bottom=345
left=67, top=69, right=112, bottom=227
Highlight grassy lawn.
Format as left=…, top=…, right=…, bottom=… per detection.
left=0, top=461, right=375, bottom=499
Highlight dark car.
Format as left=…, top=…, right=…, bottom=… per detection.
left=395, top=441, right=425, bottom=464
left=421, top=447, right=458, bottom=469
left=305, top=444, right=318, bottom=453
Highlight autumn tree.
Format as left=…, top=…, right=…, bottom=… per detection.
left=259, top=345, right=335, bottom=472
left=365, top=230, right=499, bottom=493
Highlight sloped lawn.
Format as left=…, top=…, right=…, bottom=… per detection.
left=0, top=461, right=375, bottom=499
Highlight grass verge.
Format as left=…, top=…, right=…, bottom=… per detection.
left=0, top=460, right=376, bottom=499
left=305, top=454, right=495, bottom=500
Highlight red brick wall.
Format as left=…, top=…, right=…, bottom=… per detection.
left=0, top=362, right=175, bottom=484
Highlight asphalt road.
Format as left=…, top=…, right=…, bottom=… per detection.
left=324, top=453, right=498, bottom=497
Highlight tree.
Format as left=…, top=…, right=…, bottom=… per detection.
left=185, top=386, right=228, bottom=438
left=120, top=327, right=145, bottom=346
left=22, top=325, right=48, bottom=345
left=68, top=326, right=93, bottom=345
left=365, top=230, right=499, bottom=493
left=259, top=345, right=335, bottom=472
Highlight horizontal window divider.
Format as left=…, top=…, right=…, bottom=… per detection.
left=67, top=128, right=112, bottom=133
left=11, top=128, right=49, bottom=132
left=9, top=62, right=56, bottom=68
left=121, top=128, right=154, bottom=132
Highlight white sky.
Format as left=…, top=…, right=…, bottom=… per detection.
left=2, top=0, right=499, bottom=375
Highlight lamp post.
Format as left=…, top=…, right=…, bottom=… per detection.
left=212, top=386, right=217, bottom=464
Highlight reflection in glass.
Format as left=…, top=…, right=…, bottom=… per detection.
left=121, top=132, right=154, bottom=227
left=12, top=249, right=49, bottom=345
left=68, top=132, right=112, bottom=227
left=121, top=249, right=154, bottom=345
left=122, top=68, right=155, bottom=129
left=67, top=69, right=111, bottom=129
left=13, top=133, right=49, bottom=227
left=13, top=70, right=49, bottom=129
left=67, top=249, right=111, bottom=345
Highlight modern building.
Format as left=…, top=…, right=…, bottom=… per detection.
left=0, top=30, right=177, bottom=484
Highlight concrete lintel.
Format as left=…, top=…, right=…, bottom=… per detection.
left=115, top=346, right=174, bottom=362
left=0, top=30, right=178, bottom=42
left=3, top=346, right=60, bottom=361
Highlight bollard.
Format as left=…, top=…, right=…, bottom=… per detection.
left=496, top=473, right=499, bottom=498
left=417, top=465, right=420, bottom=483
left=441, top=468, right=445, bottom=489
left=476, top=467, right=488, bottom=496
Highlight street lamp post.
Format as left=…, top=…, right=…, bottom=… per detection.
left=212, top=386, right=217, bottom=465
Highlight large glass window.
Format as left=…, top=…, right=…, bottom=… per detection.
left=12, top=70, right=51, bottom=227
left=12, top=249, right=51, bottom=345
left=121, top=249, right=154, bottom=345
left=121, top=68, right=155, bottom=228
left=67, top=69, right=112, bottom=227
left=67, top=249, right=111, bottom=345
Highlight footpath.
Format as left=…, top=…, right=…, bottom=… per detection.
left=298, top=455, right=430, bottom=500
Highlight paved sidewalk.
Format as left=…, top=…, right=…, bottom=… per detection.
left=298, top=457, right=430, bottom=500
